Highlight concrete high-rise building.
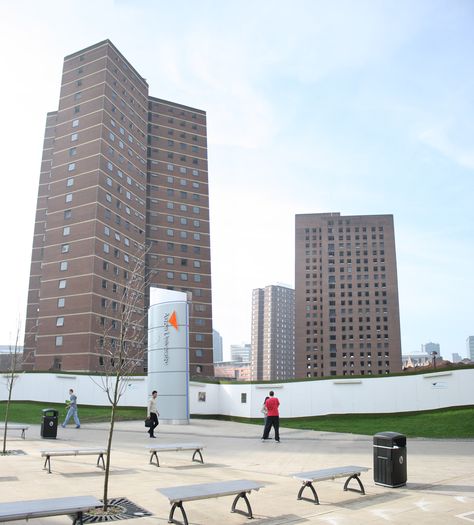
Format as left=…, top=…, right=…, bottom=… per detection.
left=422, top=342, right=441, bottom=359
left=212, top=329, right=223, bottom=363
left=251, top=285, right=295, bottom=381
left=295, top=213, right=402, bottom=378
left=467, top=336, right=474, bottom=361
left=23, top=40, right=213, bottom=376
left=230, top=343, right=251, bottom=363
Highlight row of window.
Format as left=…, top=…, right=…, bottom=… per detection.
left=305, top=225, right=385, bottom=233
left=165, top=175, right=201, bottom=189
left=307, top=370, right=390, bottom=377
left=165, top=272, right=202, bottom=282
left=150, top=162, right=200, bottom=176
left=166, top=229, right=202, bottom=240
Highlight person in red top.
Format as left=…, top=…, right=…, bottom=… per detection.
left=261, top=390, right=280, bottom=442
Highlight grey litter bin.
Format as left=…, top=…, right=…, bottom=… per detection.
left=373, top=431, right=407, bottom=487
left=41, top=409, right=58, bottom=439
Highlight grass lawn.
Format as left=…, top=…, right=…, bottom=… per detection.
left=279, top=406, right=474, bottom=439
left=197, top=405, right=474, bottom=439
left=0, top=401, right=144, bottom=425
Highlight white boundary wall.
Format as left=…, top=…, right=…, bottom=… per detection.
left=1, top=369, right=473, bottom=417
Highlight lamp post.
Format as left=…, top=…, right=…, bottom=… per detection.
left=431, top=351, right=438, bottom=369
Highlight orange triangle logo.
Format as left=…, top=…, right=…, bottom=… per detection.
left=169, top=310, right=178, bottom=331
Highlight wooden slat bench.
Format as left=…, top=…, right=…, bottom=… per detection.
left=0, top=495, right=101, bottom=524
left=158, top=479, right=264, bottom=525
left=41, top=447, right=107, bottom=474
left=147, top=443, right=204, bottom=467
left=0, top=423, right=29, bottom=439
left=292, top=465, right=370, bottom=504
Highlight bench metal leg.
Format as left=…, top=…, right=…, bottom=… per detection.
left=72, top=511, right=84, bottom=525
left=97, top=453, right=105, bottom=470
left=297, top=481, right=320, bottom=504
left=231, top=491, right=254, bottom=519
left=192, top=448, right=204, bottom=464
left=43, top=455, right=52, bottom=474
left=343, top=473, right=365, bottom=495
left=169, top=501, right=188, bottom=525
left=150, top=451, right=160, bottom=467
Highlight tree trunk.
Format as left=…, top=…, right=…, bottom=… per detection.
left=102, top=371, right=120, bottom=511
left=2, top=367, right=15, bottom=454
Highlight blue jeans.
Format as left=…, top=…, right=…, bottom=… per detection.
left=62, top=406, right=80, bottom=427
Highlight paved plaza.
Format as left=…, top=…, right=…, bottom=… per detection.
left=1, top=419, right=473, bottom=524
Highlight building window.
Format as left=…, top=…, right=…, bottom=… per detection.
left=56, top=317, right=64, bottom=327
left=65, top=194, right=73, bottom=203
left=58, top=298, right=65, bottom=308
left=71, top=133, right=78, bottom=141
left=55, top=336, right=63, bottom=346
left=61, top=244, right=69, bottom=253
left=68, top=163, right=76, bottom=172
left=103, top=243, right=110, bottom=253
left=63, top=226, right=70, bottom=236
left=72, top=119, right=79, bottom=128
left=59, top=279, right=67, bottom=289
left=64, top=209, right=72, bottom=219
left=60, top=261, right=68, bottom=271
left=241, top=393, right=247, bottom=404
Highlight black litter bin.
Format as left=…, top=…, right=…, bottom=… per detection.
left=41, top=409, right=58, bottom=439
left=373, top=431, right=407, bottom=487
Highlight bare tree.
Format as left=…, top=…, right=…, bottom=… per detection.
left=1, top=320, right=24, bottom=455
left=90, top=245, right=152, bottom=511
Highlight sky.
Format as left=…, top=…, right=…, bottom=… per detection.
left=0, top=0, right=473, bottom=360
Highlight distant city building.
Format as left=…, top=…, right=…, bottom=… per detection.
left=295, top=213, right=402, bottom=378
left=0, top=346, right=24, bottom=372
left=214, top=361, right=250, bottom=381
left=0, top=345, right=16, bottom=353
left=422, top=342, right=442, bottom=359
left=452, top=353, right=462, bottom=364
left=23, top=40, right=213, bottom=375
left=230, top=344, right=251, bottom=362
left=213, top=330, right=223, bottom=363
left=401, top=351, right=431, bottom=369
left=467, top=336, right=474, bottom=361
left=251, top=285, right=295, bottom=381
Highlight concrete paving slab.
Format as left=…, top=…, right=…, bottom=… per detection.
left=0, top=419, right=472, bottom=524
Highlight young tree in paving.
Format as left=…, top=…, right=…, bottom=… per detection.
left=1, top=321, right=24, bottom=455
left=90, top=245, right=151, bottom=511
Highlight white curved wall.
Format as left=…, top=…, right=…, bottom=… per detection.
left=1, top=369, right=473, bottom=417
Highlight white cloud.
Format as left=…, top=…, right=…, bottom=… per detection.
left=418, top=127, right=474, bottom=170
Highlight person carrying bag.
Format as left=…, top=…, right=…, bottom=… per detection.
left=146, top=390, right=159, bottom=438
